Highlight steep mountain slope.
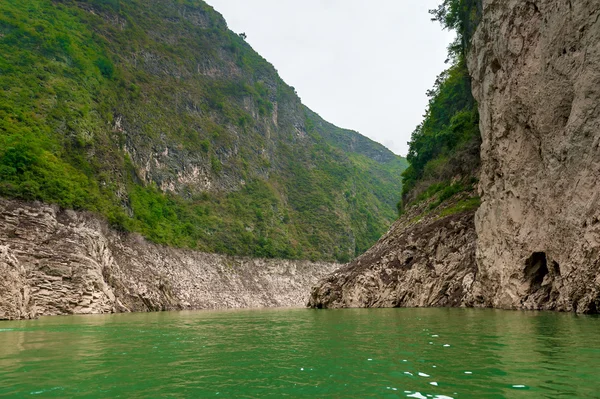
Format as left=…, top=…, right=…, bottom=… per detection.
left=309, top=1, right=483, bottom=308
left=310, top=0, right=600, bottom=314
left=0, top=0, right=406, bottom=262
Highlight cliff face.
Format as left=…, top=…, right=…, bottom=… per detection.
left=0, top=199, right=338, bottom=320
left=310, top=0, right=600, bottom=313
left=469, top=0, right=600, bottom=312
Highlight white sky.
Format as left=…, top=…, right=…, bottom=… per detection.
left=204, top=0, right=455, bottom=156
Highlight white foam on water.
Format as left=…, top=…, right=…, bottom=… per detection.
left=30, top=387, right=63, bottom=396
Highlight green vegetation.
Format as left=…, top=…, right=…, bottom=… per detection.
left=438, top=196, right=481, bottom=217
left=400, top=0, right=482, bottom=209
left=0, top=0, right=406, bottom=262
left=430, top=0, right=482, bottom=54
left=424, top=178, right=476, bottom=211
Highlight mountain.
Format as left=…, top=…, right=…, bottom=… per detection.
left=310, top=0, right=600, bottom=314
left=0, top=0, right=407, bottom=262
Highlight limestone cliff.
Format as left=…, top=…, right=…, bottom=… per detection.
left=310, top=0, right=600, bottom=313
left=0, top=199, right=338, bottom=320
left=469, top=0, right=600, bottom=312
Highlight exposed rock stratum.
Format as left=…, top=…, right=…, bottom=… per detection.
left=0, top=199, right=338, bottom=320
left=308, top=192, right=482, bottom=309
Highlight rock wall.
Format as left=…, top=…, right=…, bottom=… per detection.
left=308, top=192, right=482, bottom=309
left=0, top=199, right=338, bottom=320
left=469, top=0, right=600, bottom=312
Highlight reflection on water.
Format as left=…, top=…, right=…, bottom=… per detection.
left=0, top=308, right=599, bottom=398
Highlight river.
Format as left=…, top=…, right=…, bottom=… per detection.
left=1, top=308, right=599, bottom=398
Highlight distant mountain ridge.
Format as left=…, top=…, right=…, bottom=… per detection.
left=0, top=0, right=407, bottom=261
left=304, top=107, right=400, bottom=164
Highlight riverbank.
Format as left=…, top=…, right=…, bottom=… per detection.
left=0, top=199, right=339, bottom=320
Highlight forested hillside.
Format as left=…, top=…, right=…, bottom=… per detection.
left=399, top=0, right=481, bottom=211
left=0, top=0, right=407, bottom=262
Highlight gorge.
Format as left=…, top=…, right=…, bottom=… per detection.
left=2, top=1, right=600, bottom=397
left=0, top=0, right=401, bottom=319
left=1, top=0, right=600, bottom=319
left=310, top=0, right=600, bottom=314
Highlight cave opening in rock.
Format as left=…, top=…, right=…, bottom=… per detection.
left=524, top=252, right=549, bottom=291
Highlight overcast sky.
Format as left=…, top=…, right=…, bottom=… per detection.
left=204, top=0, right=455, bottom=156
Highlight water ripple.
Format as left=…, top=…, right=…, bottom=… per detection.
left=0, top=308, right=598, bottom=398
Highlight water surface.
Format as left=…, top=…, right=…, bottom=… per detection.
left=1, top=308, right=599, bottom=398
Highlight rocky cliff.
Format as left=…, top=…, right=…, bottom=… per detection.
left=0, top=198, right=338, bottom=320
left=469, top=0, right=600, bottom=312
left=308, top=191, right=480, bottom=309
left=310, top=0, right=600, bottom=313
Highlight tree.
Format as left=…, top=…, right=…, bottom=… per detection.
left=399, top=0, right=482, bottom=206
left=429, top=0, right=482, bottom=55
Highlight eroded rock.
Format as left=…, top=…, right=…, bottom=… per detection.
left=0, top=199, right=338, bottom=320
left=469, top=0, right=600, bottom=313
left=308, top=193, right=482, bottom=309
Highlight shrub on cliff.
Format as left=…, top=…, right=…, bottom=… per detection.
left=399, top=0, right=482, bottom=208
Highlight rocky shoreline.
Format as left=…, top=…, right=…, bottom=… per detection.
left=0, top=198, right=338, bottom=320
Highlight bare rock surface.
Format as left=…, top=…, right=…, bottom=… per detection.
left=0, top=199, right=338, bottom=320
left=469, top=0, right=600, bottom=313
left=308, top=193, right=482, bottom=309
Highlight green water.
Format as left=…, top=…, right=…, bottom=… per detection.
left=0, top=308, right=599, bottom=398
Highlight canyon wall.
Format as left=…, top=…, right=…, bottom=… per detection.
left=0, top=199, right=338, bottom=320
left=310, top=0, right=600, bottom=313
left=469, top=0, right=600, bottom=312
